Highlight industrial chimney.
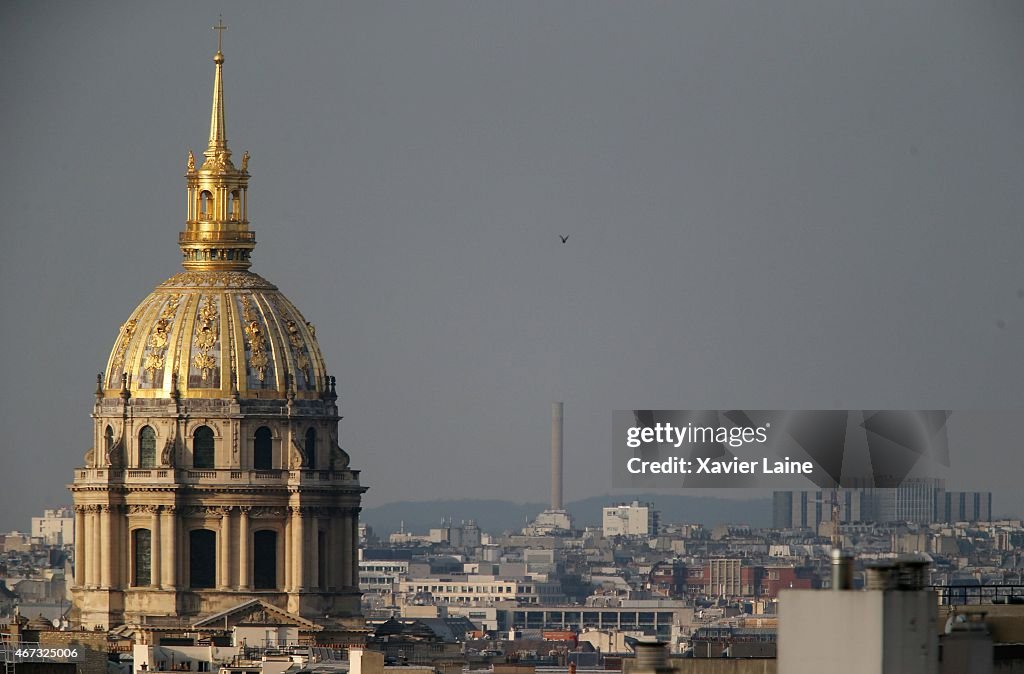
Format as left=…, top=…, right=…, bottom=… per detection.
left=551, top=402, right=564, bottom=511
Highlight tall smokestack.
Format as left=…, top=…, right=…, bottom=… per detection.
left=551, top=402, right=564, bottom=510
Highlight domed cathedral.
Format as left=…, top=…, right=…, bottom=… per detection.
left=69, top=33, right=366, bottom=639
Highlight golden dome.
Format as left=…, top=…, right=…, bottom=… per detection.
left=101, top=41, right=329, bottom=401
left=103, top=270, right=328, bottom=400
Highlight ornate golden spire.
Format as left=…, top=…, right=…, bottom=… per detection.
left=180, top=19, right=255, bottom=272
left=206, top=17, right=229, bottom=161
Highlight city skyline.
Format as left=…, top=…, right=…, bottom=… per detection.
left=4, top=2, right=1024, bottom=532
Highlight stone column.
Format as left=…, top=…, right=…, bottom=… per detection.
left=334, top=514, right=345, bottom=590
left=111, top=503, right=122, bottom=581
left=292, top=506, right=305, bottom=591
left=309, top=512, right=319, bottom=590
left=238, top=506, right=250, bottom=590
left=326, top=514, right=338, bottom=590
left=162, top=506, right=177, bottom=589
left=351, top=509, right=360, bottom=589
left=89, top=506, right=101, bottom=588
left=219, top=507, right=232, bottom=590
left=74, top=506, right=86, bottom=588
left=85, top=506, right=96, bottom=585
left=150, top=507, right=162, bottom=588
left=340, top=511, right=352, bottom=588
left=99, top=501, right=112, bottom=585
left=283, top=515, right=292, bottom=591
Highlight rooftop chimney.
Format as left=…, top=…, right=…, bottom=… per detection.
left=632, top=639, right=673, bottom=674
left=831, top=549, right=854, bottom=590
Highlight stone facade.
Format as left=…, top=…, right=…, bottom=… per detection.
left=70, top=393, right=365, bottom=629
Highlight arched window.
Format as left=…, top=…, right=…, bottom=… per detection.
left=199, top=191, right=213, bottom=219
left=253, top=530, right=277, bottom=589
left=133, top=529, right=151, bottom=586
left=304, top=427, right=317, bottom=469
left=229, top=190, right=241, bottom=220
left=193, top=426, right=215, bottom=469
left=254, top=427, right=273, bottom=470
left=139, top=426, right=156, bottom=468
left=189, top=529, right=216, bottom=589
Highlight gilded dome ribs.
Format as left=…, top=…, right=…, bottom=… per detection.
left=140, top=293, right=182, bottom=388
left=239, top=294, right=271, bottom=385
left=190, top=295, right=221, bottom=385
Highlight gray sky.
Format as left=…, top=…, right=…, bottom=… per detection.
left=3, top=1, right=1024, bottom=532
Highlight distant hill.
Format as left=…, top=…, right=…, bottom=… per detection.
left=362, top=493, right=772, bottom=536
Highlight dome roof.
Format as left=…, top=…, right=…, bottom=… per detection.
left=98, top=45, right=333, bottom=402
left=103, top=270, right=327, bottom=400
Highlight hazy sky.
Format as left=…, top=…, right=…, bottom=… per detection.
left=3, top=1, right=1024, bottom=532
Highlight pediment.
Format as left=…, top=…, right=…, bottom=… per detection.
left=192, top=599, right=320, bottom=630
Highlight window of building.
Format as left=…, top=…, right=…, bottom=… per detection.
left=199, top=191, right=213, bottom=219
left=254, top=427, right=273, bottom=470
left=304, top=427, right=317, bottom=468
left=139, top=426, right=156, bottom=468
left=133, top=528, right=151, bottom=586
left=193, top=426, right=215, bottom=469
left=190, top=529, right=216, bottom=589
left=253, top=530, right=277, bottom=589
left=229, top=190, right=241, bottom=221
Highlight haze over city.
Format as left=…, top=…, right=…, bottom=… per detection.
left=4, top=2, right=1024, bottom=533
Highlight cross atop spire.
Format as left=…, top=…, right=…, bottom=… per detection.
left=213, top=16, right=227, bottom=53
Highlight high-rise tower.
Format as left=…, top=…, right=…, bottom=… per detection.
left=69, top=31, right=366, bottom=634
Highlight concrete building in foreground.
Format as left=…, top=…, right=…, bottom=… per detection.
left=778, top=557, right=938, bottom=674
